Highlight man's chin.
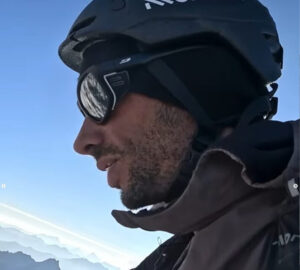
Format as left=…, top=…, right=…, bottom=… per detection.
left=120, top=193, right=148, bottom=210
left=120, top=190, right=161, bottom=211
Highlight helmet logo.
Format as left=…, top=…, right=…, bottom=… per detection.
left=120, top=57, right=131, bottom=64
left=145, top=0, right=189, bottom=10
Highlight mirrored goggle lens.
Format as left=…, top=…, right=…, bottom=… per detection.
left=79, top=73, right=111, bottom=121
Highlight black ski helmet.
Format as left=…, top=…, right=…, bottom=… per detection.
left=59, top=0, right=282, bottom=81
left=59, top=0, right=283, bottom=149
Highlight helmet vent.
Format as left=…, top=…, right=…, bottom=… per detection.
left=73, top=38, right=103, bottom=52
left=263, top=33, right=275, bottom=40
left=263, top=33, right=283, bottom=68
left=273, top=46, right=283, bottom=68
left=70, top=17, right=96, bottom=35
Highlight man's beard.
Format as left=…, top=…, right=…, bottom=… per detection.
left=94, top=103, right=197, bottom=210
left=120, top=149, right=182, bottom=210
left=120, top=125, right=193, bottom=210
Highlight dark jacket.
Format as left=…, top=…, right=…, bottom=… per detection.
left=112, top=120, right=299, bottom=270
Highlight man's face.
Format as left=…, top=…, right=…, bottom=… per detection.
left=74, top=93, right=197, bottom=209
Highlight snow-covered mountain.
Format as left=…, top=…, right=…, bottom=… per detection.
left=59, top=258, right=108, bottom=270
left=0, top=225, right=120, bottom=270
left=0, top=226, right=76, bottom=259
left=0, top=251, right=60, bottom=270
left=0, top=240, right=55, bottom=262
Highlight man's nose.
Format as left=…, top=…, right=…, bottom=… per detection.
left=73, top=118, right=104, bottom=155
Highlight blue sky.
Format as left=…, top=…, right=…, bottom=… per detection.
left=0, top=0, right=299, bottom=268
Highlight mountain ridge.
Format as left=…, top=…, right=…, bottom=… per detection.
left=0, top=226, right=119, bottom=270
left=0, top=251, right=60, bottom=270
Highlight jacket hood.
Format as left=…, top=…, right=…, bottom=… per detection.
left=112, top=120, right=298, bottom=234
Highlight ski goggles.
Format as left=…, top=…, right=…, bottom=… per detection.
left=77, top=67, right=130, bottom=124
left=77, top=45, right=208, bottom=124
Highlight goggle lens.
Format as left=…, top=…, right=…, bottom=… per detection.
left=79, top=73, right=110, bottom=121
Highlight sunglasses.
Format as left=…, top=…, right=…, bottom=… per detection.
left=77, top=45, right=209, bottom=124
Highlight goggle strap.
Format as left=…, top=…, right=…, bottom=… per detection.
left=147, top=59, right=216, bottom=145
left=103, top=72, right=118, bottom=110
left=104, top=71, right=130, bottom=110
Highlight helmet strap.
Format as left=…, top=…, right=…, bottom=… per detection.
left=236, top=94, right=278, bottom=130
left=147, top=59, right=217, bottom=150
left=147, top=59, right=216, bottom=145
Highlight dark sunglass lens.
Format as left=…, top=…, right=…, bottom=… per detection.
left=79, top=73, right=110, bottom=120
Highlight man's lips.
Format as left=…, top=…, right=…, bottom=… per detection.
left=96, top=157, right=119, bottom=171
left=97, top=158, right=122, bottom=189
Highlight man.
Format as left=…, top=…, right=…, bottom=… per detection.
left=59, top=0, right=299, bottom=269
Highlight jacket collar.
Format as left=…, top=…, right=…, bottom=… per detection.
left=112, top=120, right=298, bottom=233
